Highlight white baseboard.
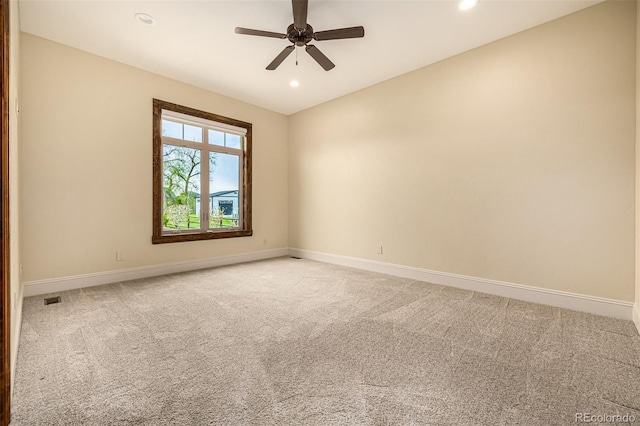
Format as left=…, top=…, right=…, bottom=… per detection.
left=23, top=248, right=289, bottom=297
left=21, top=246, right=635, bottom=322
left=289, top=248, right=634, bottom=321
left=633, top=305, right=640, bottom=335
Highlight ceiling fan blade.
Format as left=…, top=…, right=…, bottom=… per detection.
left=266, top=45, right=295, bottom=70
left=314, top=26, right=365, bottom=41
left=235, top=27, right=287, bottom=39
left=305, top=45, right=335, bottom=71
left=292, top=0, right=308, bottom=30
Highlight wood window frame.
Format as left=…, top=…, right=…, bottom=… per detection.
left=152, top=99, right=252, bottom=244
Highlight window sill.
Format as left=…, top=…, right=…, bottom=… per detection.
left=152, top=229, right=253, bottom=244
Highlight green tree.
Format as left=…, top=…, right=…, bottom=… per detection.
left=163, top=146, right=216, bottom=229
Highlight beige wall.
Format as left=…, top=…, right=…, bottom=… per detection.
left=20, top=33, right=289, bottom=282
left=9, top=0, right=21, bottom=380
left=289, top=1, right=636, bottom=302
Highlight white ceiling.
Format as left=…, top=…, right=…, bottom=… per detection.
left=19, top=0, right=601, bottom=115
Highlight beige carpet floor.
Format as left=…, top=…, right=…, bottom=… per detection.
left=10, top=257, right=640, bottom=425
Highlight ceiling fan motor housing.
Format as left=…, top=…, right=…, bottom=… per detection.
left=287, top=24, right=314, bottom=46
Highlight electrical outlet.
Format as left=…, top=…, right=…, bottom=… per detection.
left=377, top=245, right=383, bottom=255
left=116, top=251, right=124, bottom=261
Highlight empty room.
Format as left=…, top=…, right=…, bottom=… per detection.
left=0, top=0, right=639, bottom=424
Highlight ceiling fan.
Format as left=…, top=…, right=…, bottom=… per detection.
left=235, top=0, right=365, bottom=71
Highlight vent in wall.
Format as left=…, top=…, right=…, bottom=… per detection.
left=44, top=296, right=61, bottom=306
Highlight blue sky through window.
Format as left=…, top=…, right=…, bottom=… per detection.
left=210, top=153, right=239, bottom=194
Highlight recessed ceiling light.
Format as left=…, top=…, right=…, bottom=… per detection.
left=459, top=0, right=477, bottom=10
left=135, top=13, right=155, bottom=25
left=289, top=80, right=300, bottom=88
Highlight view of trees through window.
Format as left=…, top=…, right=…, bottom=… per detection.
left=163, top=144, right=205, bottom=230
left=161, top=118, right=241, bottom=232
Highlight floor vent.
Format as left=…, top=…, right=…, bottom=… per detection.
left=290, top=256, right=302, bottom=259
left=44, top=296, right=62, bottom=306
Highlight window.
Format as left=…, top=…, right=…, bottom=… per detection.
left=152, top=99, right=252, bottom=244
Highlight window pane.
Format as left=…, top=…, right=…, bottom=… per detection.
left=226, top=134, right=242, bottom=149
left=163, top=145, right=201, bottom=231
left=162, top=120, right=183, bottom=139
left=208, top=129, right=225, bottom=146
left=209, top=152, right=240, bottom=229
left=183, top=124, right=202, bottom=142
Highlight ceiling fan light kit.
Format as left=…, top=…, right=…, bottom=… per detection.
left=235, top=0, right=365, bottom=71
